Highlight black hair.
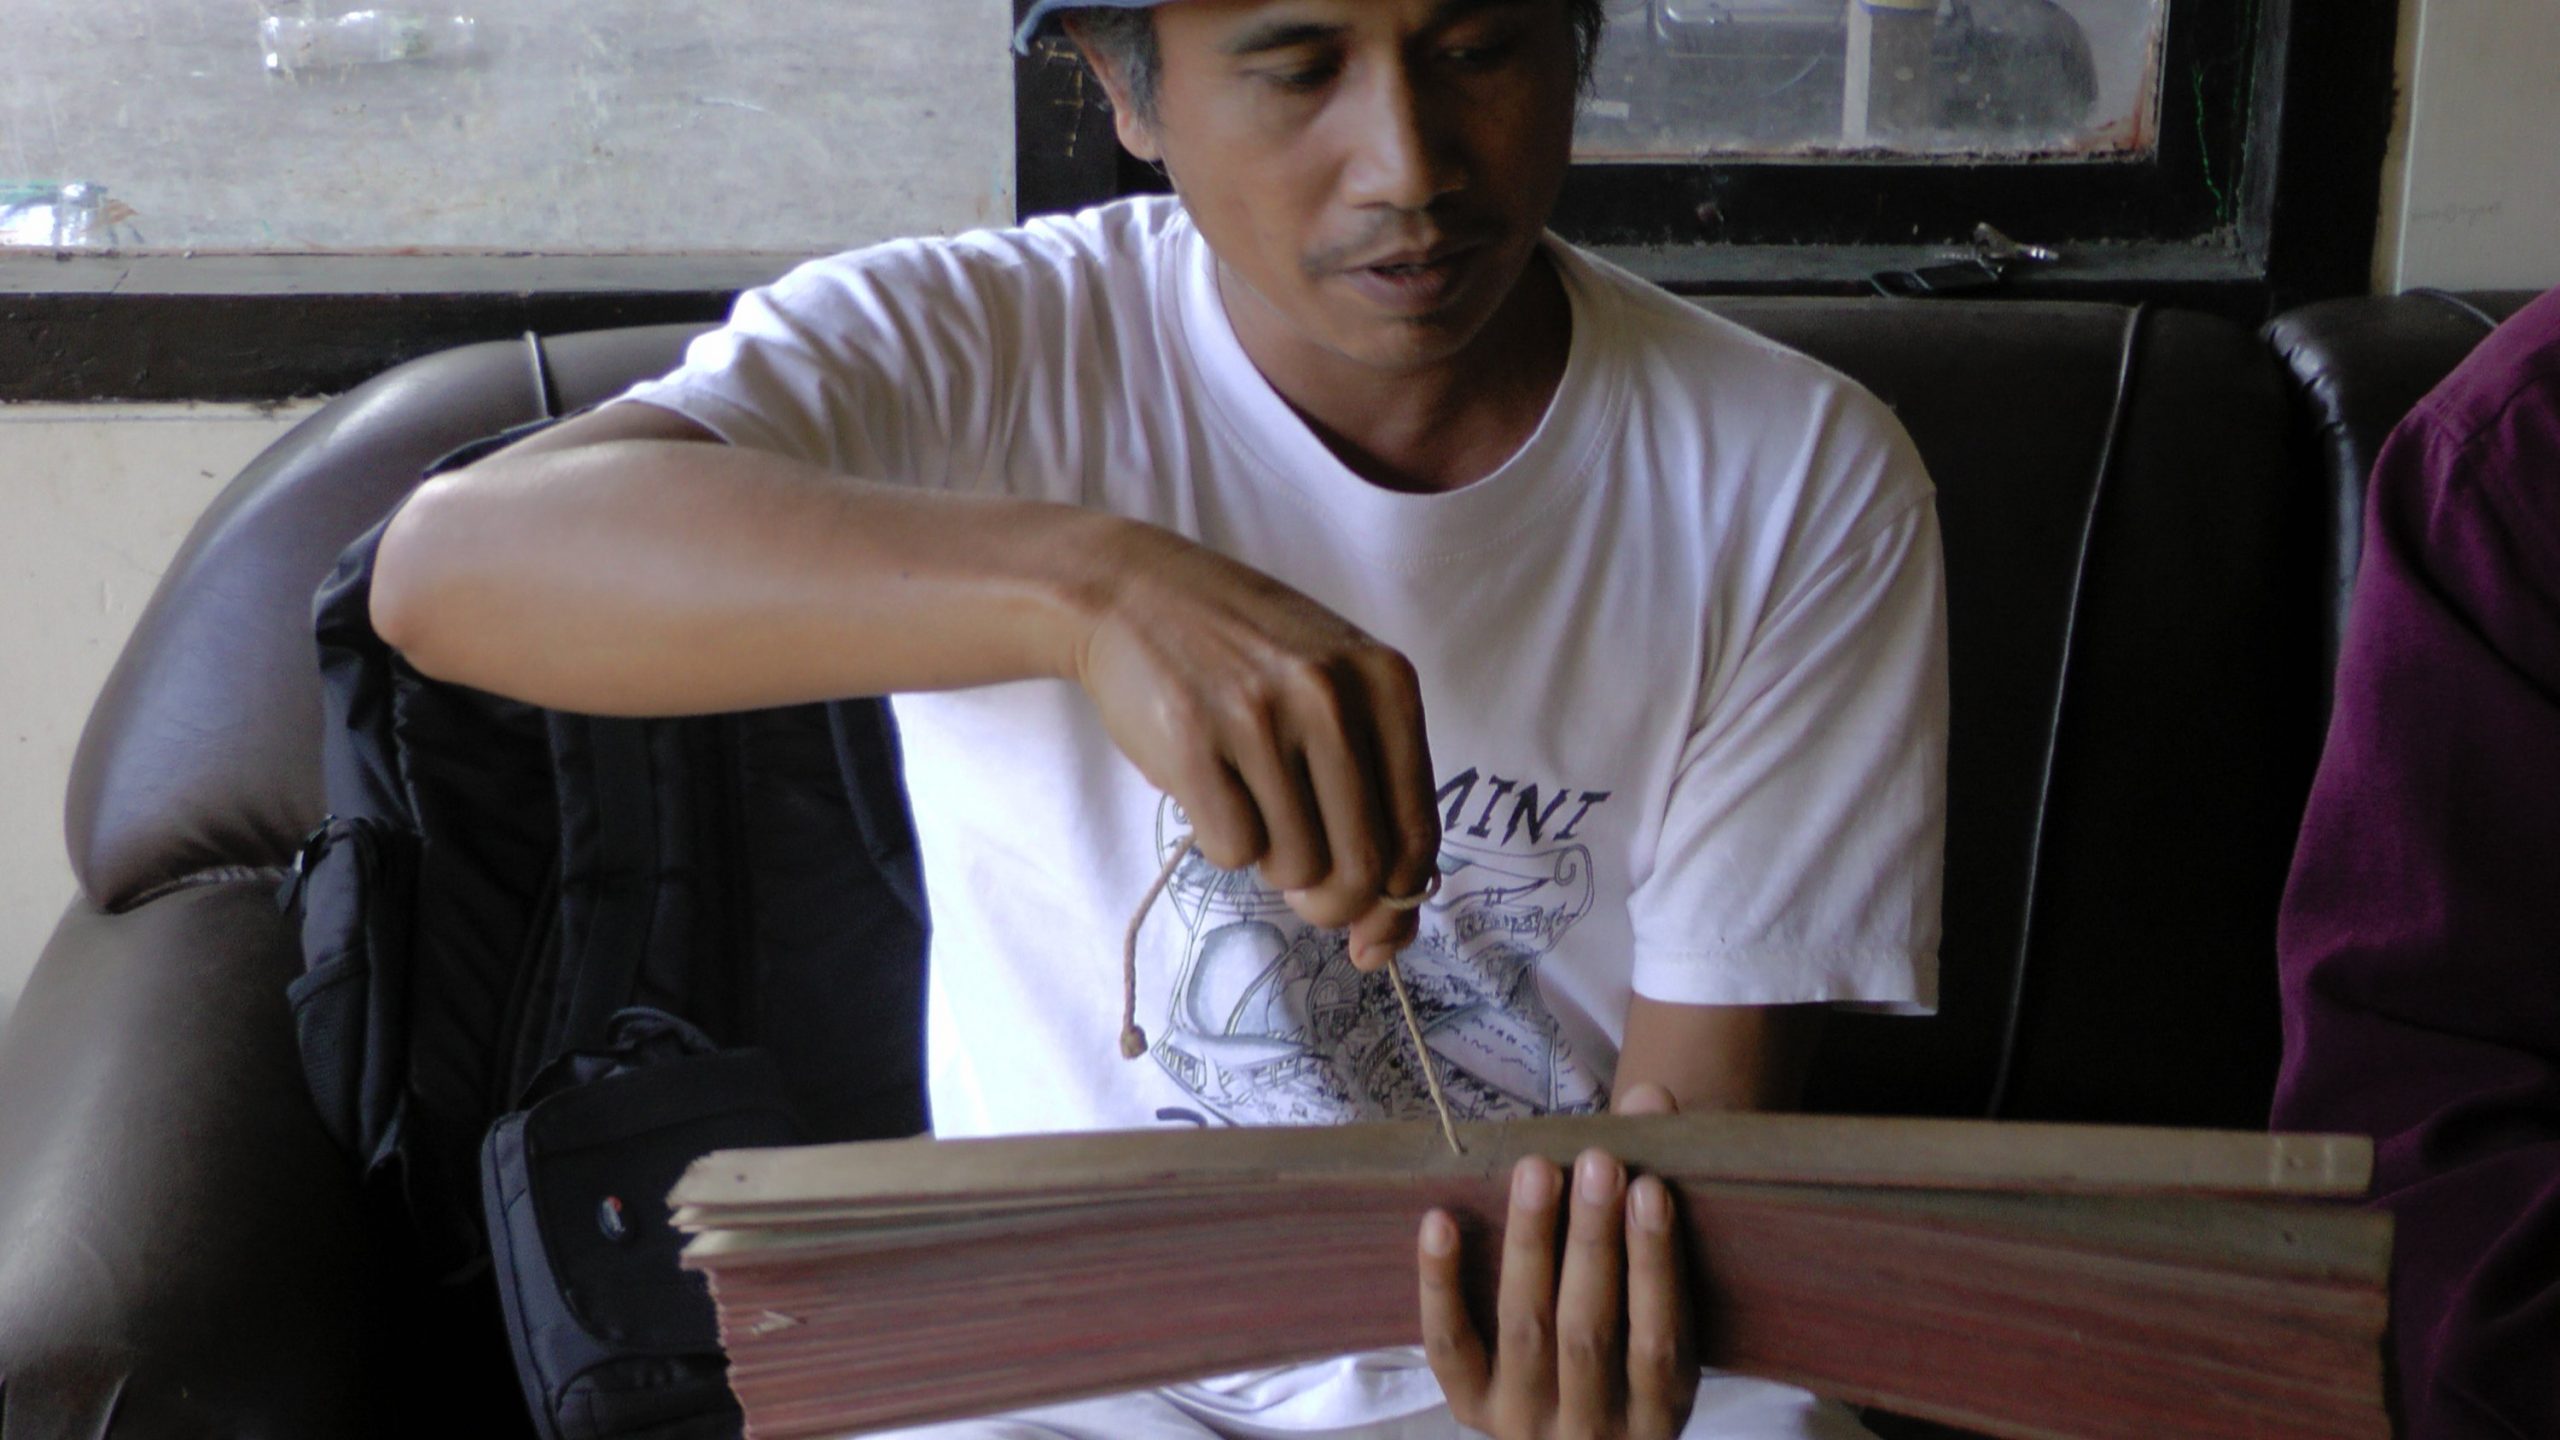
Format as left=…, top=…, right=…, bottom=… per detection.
left=1069, top=0, right=1609, bottom=124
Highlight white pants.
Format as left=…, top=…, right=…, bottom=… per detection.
left=851, top=1371, right=1878, bottom=1440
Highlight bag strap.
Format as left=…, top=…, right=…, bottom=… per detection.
left=548, top=713, right=668, bottom=1059
left=828, top=700, right=928, bottom=928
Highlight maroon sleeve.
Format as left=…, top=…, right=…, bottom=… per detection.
left=2273, top=287, right=2560, bottom=1440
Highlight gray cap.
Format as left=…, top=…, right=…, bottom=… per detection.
left=1014, top=0, right=1171, bottom=54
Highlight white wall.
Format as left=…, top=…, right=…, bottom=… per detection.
left=2373, top=0, right=2560, bottom=292
left=0, top=403, right=315, bottom=1028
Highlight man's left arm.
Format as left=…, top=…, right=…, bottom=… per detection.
left=1418, top=388, right=1945, bottom=1438
left=1615, top=998, right=1825, bottom=1115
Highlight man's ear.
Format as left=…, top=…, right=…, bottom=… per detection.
left=1061, top=16, right=1167, bottom=165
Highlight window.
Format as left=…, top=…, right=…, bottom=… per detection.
left=1, top=0, right=1019, bottom=401
left=0, top=0, right=1012, bottom=255
left=2, top=0, right=2395, bottom=401
left=1555, top=0, right=2349, bottom=301
left=1016, top=0, right=2390, bottom=318
left=1577, top=0, right=2163, bottom=163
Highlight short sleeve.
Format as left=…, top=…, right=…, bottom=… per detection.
left=612, top=237, right=1032, bottom=490
left=1627, top=411, right=1948, bottom=1013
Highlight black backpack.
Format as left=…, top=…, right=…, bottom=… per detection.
left=282, top=422, right=931, bottom=1440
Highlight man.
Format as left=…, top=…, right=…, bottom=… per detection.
left=371, top=1, right=1946, bottom=1436
left=2274, top=286, right=2560, bottom=1440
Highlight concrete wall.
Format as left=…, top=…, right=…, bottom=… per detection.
left=0, top=403, right=315, bottom=1028
left=2372, top=0, right=2560, bottom=292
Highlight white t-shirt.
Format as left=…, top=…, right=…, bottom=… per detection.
left=619, top=195, right=1946, bottom=1433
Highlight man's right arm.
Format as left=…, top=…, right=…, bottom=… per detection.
left=373, top=400, right=1135, bottom=716
left=372, top=401, right=1441, bottom=961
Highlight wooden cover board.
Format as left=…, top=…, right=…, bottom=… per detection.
left=672, top=1114, right=2392, bottom=1440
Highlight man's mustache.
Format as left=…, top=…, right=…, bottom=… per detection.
left=1302, top=211, right=1503, bottom=278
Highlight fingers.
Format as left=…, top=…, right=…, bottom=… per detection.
left=1287, top=679, right=1394, bottom=925
left=1615, top=1081, right=1680, bottom=1117
left=1555, top=1151, right=1629, bottom=1435
left=1625, top=1175, right=1699, bottom=1436
left=1168, top=755, right=1266, bottom=873
left=1220, top=646, right=1436, bottom=939
left=1417, top=1209, right=1491, bottom=1424
left=1427, top=1156, right=1695, bottom=1440
left=1365, top=648, right=1442, bottom=906
left=1336, top=649, right=1436, bottom=969
left=1272, top=648, right=1437, bottom=934
left=1223, top=725, right=1330, bottom=889
left=1345, top=902, right=1422, bottom=973
left=1490, top=1157, right=1564, bottom=1427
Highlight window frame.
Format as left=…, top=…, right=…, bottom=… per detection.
left=1013, top=0, right=2399, bottom=319
left=1558, top=0, right=2261, bottom=251
left=0, top=0, right=2397, bottom=403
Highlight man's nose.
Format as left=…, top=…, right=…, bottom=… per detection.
left=1339, top=61, right=1466, bottom=211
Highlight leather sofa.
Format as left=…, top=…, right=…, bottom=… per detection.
left=0, top=290, right=2538, bottom=1438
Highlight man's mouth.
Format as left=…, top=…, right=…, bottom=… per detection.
left=1350, top=237, right=1480, bottom=272
left=1340, top=244, right=1483, bottom=312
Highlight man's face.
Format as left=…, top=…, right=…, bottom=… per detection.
left=1097, top=0, right=1583, bottom=378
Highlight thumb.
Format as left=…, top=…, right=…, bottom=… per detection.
left=1616, top=1081, right=1680, bottom=1117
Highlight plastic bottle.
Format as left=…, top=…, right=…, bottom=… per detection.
left=0, top=182, right=137, bottom=249
left=259, top=10, right=481, bottom=76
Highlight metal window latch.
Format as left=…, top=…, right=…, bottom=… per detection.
left=1872, top=223, right=2064, bottom=297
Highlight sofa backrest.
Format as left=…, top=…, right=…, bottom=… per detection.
left=2265, top=289, right=2545, bottom=696
left=64, top=300, right=2338, bottom=1133
left=1721, top=301, right=2323, bottom=1127
left=66, top=327, right=702, bottom=914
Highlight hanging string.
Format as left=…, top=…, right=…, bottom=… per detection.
left=1120, top=834, right=1195, bottom=1060
left=1387, top=949, right=1463, bottom=1155
left=1122, top=833, right=1461, bottom=1154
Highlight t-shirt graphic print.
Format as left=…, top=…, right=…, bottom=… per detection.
left=1145, top=793, right=1610, bottom=1130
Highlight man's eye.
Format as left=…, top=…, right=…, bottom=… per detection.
left=1257, top=63, right=1338, bottom=93
left=1440, top=38, right=1518, bottom=70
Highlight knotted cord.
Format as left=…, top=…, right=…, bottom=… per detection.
left=1119, top=834, right=1195, bottom=1061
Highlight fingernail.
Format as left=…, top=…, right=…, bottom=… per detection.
left=1576, top=1150, right=1619, bottom=1206
left=1631, top=1176, right=1670, bottom=1232
left=1512, top=1158, right=1556, bottom=1210
left=1421, top=1210, right=1458, bottom=1256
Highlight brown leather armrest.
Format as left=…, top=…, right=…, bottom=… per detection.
left=0, top=884, right=368, bottom=1439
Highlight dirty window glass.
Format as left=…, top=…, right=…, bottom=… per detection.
left=1, top=0, right=1013, bottom=255
left=1576, top=0, right=2165, bottom=160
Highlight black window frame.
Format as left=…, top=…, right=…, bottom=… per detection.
left=2, top=0, right=2397, bottom=403
left=1016, top=0, right=2400, bottom=320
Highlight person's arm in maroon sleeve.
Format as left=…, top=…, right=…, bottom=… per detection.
left=2274, top=286, right=2560, bottom=1440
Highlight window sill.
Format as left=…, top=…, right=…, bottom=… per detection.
left=2, top=239, right=2268, bottom=404
left=0, top=253, right=808, bottom=298
left=0, top=255, right=787, bottom=403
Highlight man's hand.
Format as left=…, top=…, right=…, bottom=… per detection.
left=1075, top=521, right=1441, bottom=970
left=1417, top=1083, right=1699, bottom=1440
